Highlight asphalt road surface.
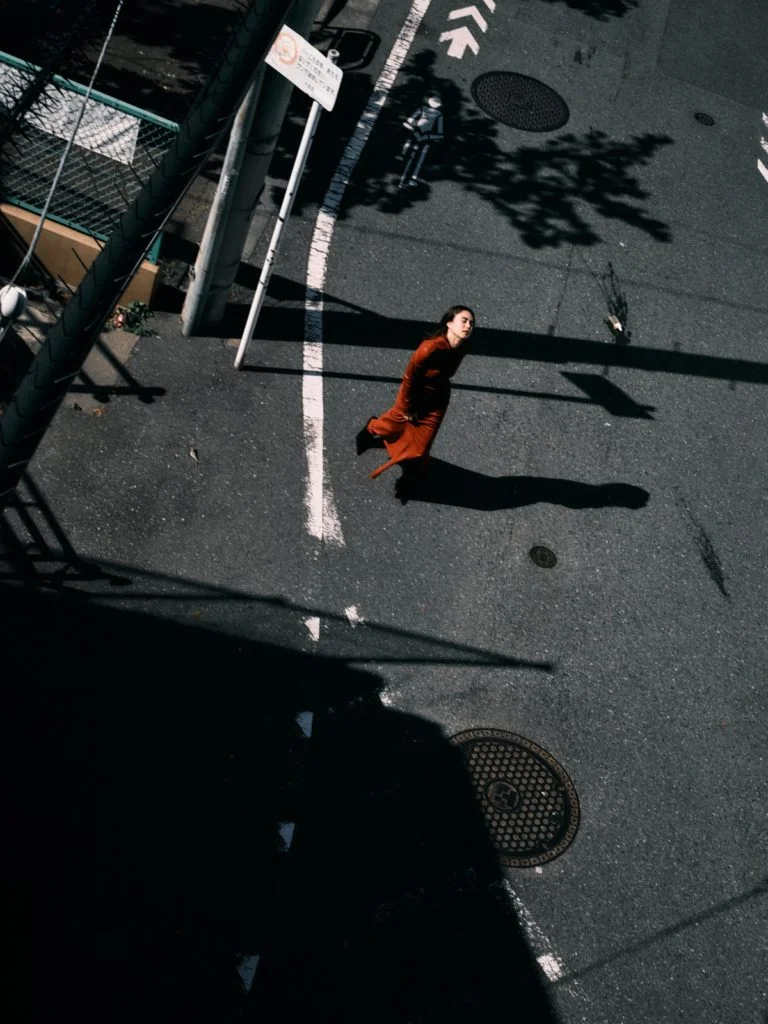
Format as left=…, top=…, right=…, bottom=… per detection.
left=3, top=1, right=768, bottom=1021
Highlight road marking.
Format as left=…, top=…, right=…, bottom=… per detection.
left=440, top=25, right=479, bottom=57
left=279, top=821, right=296, bottom=851
left=304, top=0, right=433, bottom=545
left=498, top=881, right=567, bottom=982
left=758, top=158, right=768, bottom=183
left=344, top=604, right=365, bottom=627
left=441, top=3, right=497, bottom=58
left=237, top=954, right=261, bottom=993
left=304, top=615, right=321, bottom=641
left=449, top=5, right=488, bottom=32
left=296, top=710, right=314, bottom=736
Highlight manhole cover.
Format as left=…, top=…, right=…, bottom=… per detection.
left=471, top=72, right=569, bottom=132
left=530, top=546, right=557, bottom=568
left=694, top=111, right=715, bottom=126
left=450, top=729, right=579, bottom=867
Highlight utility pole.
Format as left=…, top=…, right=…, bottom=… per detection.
left=181, top=0, right=324, bottom=334
left=0, top=0, right=296, bottom=501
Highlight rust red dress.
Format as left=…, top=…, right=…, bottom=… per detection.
left=366, top=334, right=467, bottom=479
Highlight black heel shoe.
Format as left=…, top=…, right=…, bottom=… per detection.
left=356, top=419, right=379, bottom=455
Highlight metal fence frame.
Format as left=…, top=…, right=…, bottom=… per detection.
left=0, top=49, right=180, bottom=262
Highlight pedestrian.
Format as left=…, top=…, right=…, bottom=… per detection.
left=356, top=305, right=475, bottom=497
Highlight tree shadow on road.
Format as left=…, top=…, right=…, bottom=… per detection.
left=280, top=49, right=672, bottom=249
left=520, top=0, right=639, bottom=21
left=2, top=573, right=560, bottom=1022
left=396, top=458, right=650, bottom=511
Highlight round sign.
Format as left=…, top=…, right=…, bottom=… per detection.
left=273, top=31, right=299, bottom=65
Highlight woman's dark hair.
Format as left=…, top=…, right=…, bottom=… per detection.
left=424, top=305, right=475, bottom=340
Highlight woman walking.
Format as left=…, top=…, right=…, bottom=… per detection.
left=356, top=305, right=475, bottom=492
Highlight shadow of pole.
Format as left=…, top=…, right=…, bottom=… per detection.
left=521, top=0, right=640, bottom=21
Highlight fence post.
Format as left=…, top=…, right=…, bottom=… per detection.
left=0, top=0, right=297, bottom=501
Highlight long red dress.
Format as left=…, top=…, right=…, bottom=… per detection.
left=366, top=334, right=467, bottom=479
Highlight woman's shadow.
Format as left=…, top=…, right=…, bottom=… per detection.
left=397, top=458, right=649, bottom=510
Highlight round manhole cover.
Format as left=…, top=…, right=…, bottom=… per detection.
left=530, top=546, right=557, bottom=568
left=471, top=72, right=569, bottom=132
left=450, top=729, right=579, bottom=867
left=694, top=111, right=715, bottom=126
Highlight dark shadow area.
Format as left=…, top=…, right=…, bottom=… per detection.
left=0, top=324, right=34, bottom=408
left=0, top=475, right=134, bottom=588
left=73, top=332, right=167, bottom=405
left=0, top=319, right=165, bottom=410
left=241, top=362, right=655, bottom=419
left=1, top=580, right=560, bottom=1022
left=562, top=372, right=651, bottom=418
left=1, top=0, right=245, bottom=124
left=521, top=0, right=639, bottom=20
left=312, top=25, right=381, bottom=72
left=222, top=304, right=768, bottom=389
left=396, top=458, right=650, bottom=511
left=275, top=50, right=672, bottom=249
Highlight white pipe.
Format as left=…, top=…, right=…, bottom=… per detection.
left=235, top=50, right=339, bottom=370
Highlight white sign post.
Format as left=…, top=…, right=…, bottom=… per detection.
left=234, top=29, right=342, bottom=369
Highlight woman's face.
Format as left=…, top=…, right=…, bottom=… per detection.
left=446, top=309, right=475, bottom=345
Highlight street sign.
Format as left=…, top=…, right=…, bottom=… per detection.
left=265, top=24, right=343, bottom=112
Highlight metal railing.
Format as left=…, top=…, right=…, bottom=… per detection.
left=0, top=50, right=179, bottom=256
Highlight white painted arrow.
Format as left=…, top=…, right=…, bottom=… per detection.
left=449, top=5, right=487, bottom=31
left=440, top=25, right=479, bottom=58
left=482, top=0, right=496, bottom=9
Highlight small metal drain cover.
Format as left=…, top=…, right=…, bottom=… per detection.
left=451, top=729, right=579, bottom=867
left=471, top=72, right=569, bottom=132
left=694, top=111, right=715, bottom=126
left=530, top=546, right=557, bottom=568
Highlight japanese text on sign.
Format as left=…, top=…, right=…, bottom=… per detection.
left=265, top=25, right=342, bottom=112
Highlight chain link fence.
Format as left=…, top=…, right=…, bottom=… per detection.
left=0, top=50, right=179, bottom=249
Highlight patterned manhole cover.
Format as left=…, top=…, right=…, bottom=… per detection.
left=530, top=546, right=557, bottom=568
left=471, top=72, right=570, bottom=132
left=450, top=729, right=579, bottom=867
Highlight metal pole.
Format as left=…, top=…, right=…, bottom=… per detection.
left=0, top=0, right=296, bottom=501
left=181, top=0, right=324, bottom=334
left=234, top=49, right=338, bottom=370
left=179, top=67, right=266, bottom=336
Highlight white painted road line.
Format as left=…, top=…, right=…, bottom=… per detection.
left=279, top=821, right=296, bottom=851
left=296, top=710, right=314, bottom=737
left=440, top=25, right=479, bottom=57
left=303, top=0, right=434, bottom=545
left=237, top=953, right=261, bottom=993
left=344, top=604, right=365, bottom=627
left=758, top=158, right=768, bottom=183
left=304, top=615, right=321, bottom=641
left=498, top=881, right=567, bottom=982
left=449, top=5, right=487, bottom=32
